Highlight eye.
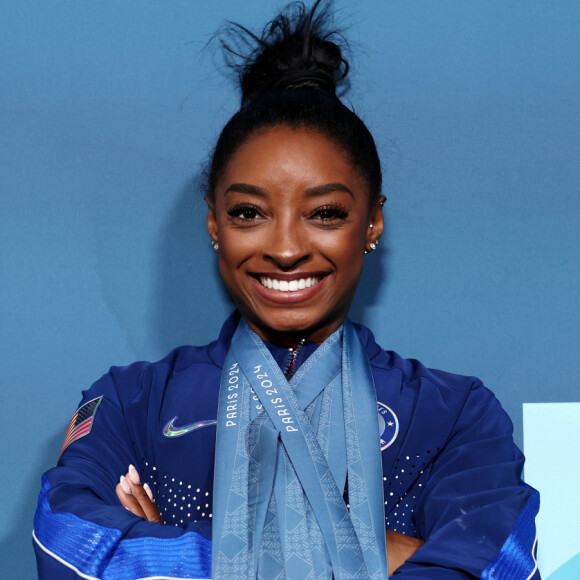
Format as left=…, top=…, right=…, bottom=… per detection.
left=311, top=204, right=349, bottom=222
left=226, top=203, right=262, bottom=221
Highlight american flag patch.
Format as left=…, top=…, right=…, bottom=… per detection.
left=58, top=396, right=103, bottom=459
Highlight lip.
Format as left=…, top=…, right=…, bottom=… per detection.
left=249, top=273, right=329, bottom=304
left=250, top=272, right=329, bottom=282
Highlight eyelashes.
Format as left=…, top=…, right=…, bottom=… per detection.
left=311, top=203, right=349, bottom=221
left=225, top=202, right=350, bottom=224
left=226, top=203, right=261, bottom=221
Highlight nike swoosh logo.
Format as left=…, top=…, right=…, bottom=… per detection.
left=162, top=416, right=218, bottom=438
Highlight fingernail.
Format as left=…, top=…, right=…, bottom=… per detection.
left=143, top=482, right=154, bottom=502
left=120, top=475, right=132, bottom=494
left=128, top=464, right=140, bottom=485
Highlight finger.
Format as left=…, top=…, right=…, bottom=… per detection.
left=143, top=482, right=154, bottom=502
left=131, top=482, right=164, bottom=523
left=115, top=480, right=146, bottom=519
left=128, top=464, right=141, bottom=485
left=141, top=489, right=164, bottom=523
left=124, top=466, right=164, bottom=524
left=386, top=530, right=424, bottom=575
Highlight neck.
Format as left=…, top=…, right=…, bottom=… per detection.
left=242, top=314, right=347, bottom=345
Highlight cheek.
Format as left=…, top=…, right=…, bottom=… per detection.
left=320, top=227, right=366, bottom=259
left=218, top=228, right=255, bottom=261
left=338, top=229, right=367, bottom=279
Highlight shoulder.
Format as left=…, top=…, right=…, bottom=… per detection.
left=354, top=321, right=512, bottom=434
left=88, top=313, right=239, bottom=407
left=355, top=321, right=481, bottom=392
left=110, top=342, right=218, bottom=385
left=97, top=343, right=214, bottom=403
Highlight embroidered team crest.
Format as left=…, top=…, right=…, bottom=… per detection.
left=377, top=401, right=399, bottom=450
left=58, top=396, right=103, bottom=459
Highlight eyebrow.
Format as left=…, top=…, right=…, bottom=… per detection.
left=223, top=182, right=354, bottom=199
left=224, top=183, right=268, bottom=197
left=304, top=183, right=355, bottom=199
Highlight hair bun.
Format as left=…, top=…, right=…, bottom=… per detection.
left=220, top=0, right=349, bottom=106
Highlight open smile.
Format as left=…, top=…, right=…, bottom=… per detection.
left=248, top=273, right=329, bottom=304
left=259, top=276, right=321, bottom=292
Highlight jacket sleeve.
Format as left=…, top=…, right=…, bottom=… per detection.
left=33, top=368, right=212, bottom=580
left=392, top=381, right=540, bottom=580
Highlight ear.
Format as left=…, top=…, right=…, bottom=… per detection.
left=365, top=195, right=386, bottom=247
left=205, top=195, right=218, bottom=243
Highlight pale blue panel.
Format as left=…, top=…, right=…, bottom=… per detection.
left=524, top=403, right=580, bottom=579
left=548, top=554, right=580, bottom=580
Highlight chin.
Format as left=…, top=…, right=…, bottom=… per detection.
left=252, top=311, right=313, bottom=338
left=245, top=305, right=346, bottom=344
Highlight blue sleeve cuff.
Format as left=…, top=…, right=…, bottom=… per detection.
left=34, top=473, right=212, bottom=579
left=481, top=483, right=540, bottom=580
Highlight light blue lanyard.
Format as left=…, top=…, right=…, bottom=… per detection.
left=212, top=319, right=388, bottom=579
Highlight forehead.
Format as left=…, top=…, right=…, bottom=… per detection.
left=217, top=126, right=369, bottom=197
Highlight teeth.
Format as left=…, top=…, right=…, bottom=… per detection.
left=259, top=276, right=320, bottom=292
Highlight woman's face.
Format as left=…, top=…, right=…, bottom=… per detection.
left=207, top=126, right=385, bottom=343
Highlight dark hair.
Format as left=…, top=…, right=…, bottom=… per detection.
left=207, top=0, right=382, bottom=203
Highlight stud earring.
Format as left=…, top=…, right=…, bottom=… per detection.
left=365, top=242, right=377, bottom=255
left=369, top=224, right=373, bottom=229
left=211, top=240, right=219, bottom=252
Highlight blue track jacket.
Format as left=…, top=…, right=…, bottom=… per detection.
left=34, top=314, right=540, bottom=579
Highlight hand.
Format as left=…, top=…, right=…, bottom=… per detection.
left=115, top=464, right=164, bottom=524
left=387, top=530, right=424, bottom=576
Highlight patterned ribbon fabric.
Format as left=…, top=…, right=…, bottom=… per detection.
left=212, top=319, right=388, bottom=579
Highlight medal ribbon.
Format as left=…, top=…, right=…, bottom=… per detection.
left=212, top=319, right=388, bottom=579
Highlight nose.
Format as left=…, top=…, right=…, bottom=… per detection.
left=262, top=219, right=310, bottom=270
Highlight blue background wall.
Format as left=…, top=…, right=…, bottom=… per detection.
left=1, top=1, right=578, bottom=576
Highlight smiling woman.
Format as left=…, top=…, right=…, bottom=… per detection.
left=208, top=126, right=385, bottom=344
left=33, top=1, right=540, bottom=579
